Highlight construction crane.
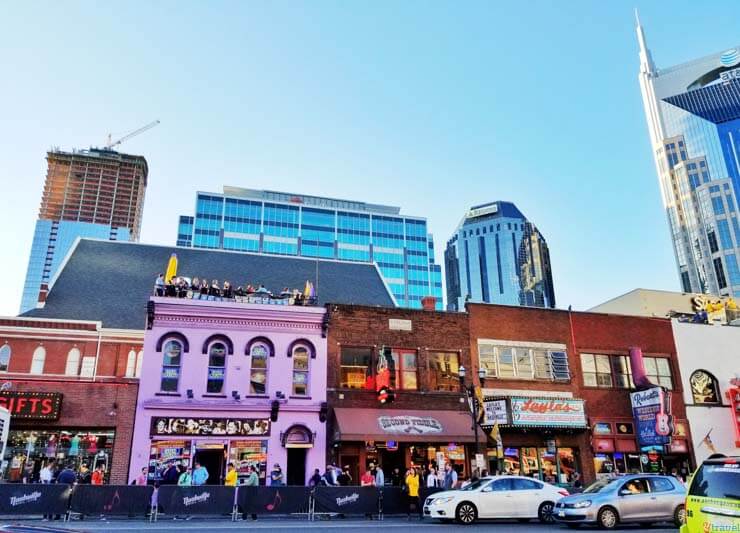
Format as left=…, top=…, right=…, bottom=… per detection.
left=105, top=120, right=160, bottom=149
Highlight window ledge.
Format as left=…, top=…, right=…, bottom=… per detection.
left=244, top=394, right=269, bottom=399
left=155, top=392, right=181, bottom=397
left=289, top=395, right=311, bottom=400
left=202, top=394, right=228, bottom=398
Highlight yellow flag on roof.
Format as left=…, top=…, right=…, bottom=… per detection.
left=165, top=253, right=178, bottom=281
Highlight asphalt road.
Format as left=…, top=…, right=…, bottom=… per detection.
left=4, top=517, right=679, bottom=532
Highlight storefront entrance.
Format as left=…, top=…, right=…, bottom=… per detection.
left=194, top=444, right=226, bottom=485
left=287, top=448, right=306, bottom=485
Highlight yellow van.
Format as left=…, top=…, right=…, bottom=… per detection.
left=681, top=455, right=740, bottom=533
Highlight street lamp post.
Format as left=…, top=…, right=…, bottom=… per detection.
left=458, top=365, right=486, bottom=476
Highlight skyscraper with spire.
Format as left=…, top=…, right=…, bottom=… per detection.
left=636, top=13, right=740, bottom=298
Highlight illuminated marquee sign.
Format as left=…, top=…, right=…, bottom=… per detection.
left=0, top=392, right=63, bottom=420
left=509, top=397, right=587, bottom=428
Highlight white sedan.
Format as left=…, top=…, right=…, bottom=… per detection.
left=423, top=475, right=569, bottom=525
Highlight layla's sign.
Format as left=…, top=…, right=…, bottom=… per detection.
left=377, top=415, right=443, bottom=435
left=151, top=417, right=270, bottom=437
left=0, top=392, right=62, bottom=420
left=509, top=397, right=587, bottom=427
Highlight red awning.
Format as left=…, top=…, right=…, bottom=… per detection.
left=333, top=408, right=486, bottom=443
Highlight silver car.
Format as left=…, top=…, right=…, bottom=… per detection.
left=553, top=474, right=686, bottom=529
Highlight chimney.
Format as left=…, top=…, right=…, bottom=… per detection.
left=421, top=296, right=437, bottom=311
left=37, top=283, right=49, bottom=308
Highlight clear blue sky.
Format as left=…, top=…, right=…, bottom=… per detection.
left=1, top=1, right=738, bottom=316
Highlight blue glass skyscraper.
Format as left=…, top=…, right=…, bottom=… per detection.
left=637, top=15, right=740, bottom=297
left=176, top=187, right=443, bottom=309
left=444, top=201, right=555, bottom=311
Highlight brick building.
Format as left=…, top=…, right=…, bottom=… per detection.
left=0, top=317, right=142, bottom=484
left=326, top=303, right=482, bottom=483
left=467, top=303, right=692, bottom=485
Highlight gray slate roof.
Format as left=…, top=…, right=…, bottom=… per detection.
left=23, top=239, right=395, bottom=329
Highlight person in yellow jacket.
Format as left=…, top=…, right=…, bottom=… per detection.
left=224, top=463, right=238, bottom=487
left=404, top=467, right=421, bottom=520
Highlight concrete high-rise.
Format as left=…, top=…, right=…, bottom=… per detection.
left=176, top=187, right=443, bottom=309
left=637, top=14, right=740, bottom=297
left=444, top=201, right=555, bottom=311
left=20, top=148, right=148, bottom=312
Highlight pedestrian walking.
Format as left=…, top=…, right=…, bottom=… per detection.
left=225, top=463, right=238, bottom=486
left=443, top=463, right=458, bottom=490
left=178, top=466, right=193, bottom=486
left=40, top=460, right=56, bottom=521
left=426, top=466, right=439, bottom=488
left=269, top=463, right=284, bottom=486
left=241, top=466, right=259, bottom=521
left=192, top=462, right=209, bottom=486
left=404, top=467, right=421, bottom=520
left=372, top=462, right=385, bottom=487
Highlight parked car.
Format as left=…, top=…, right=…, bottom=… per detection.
left=553, top=473, right=686, bottom=529
left=681, top=455, right=740, bottom=533
left=423, top=475, right=568, bottom=525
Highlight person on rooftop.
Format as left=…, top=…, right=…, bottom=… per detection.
left=209, top=279, right=221, bottom=297
left=256, top=284, right=269, bottom=294
left=223, top=281, right=233, bottom=299
left=199, top=278, right=209, bottom=295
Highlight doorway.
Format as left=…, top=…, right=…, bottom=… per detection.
left=286, top=448, right=307, bottom=485
left=194, top=447, right=225, bottom=485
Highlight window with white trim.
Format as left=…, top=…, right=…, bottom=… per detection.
left=207, top=342, right=227, bottom=393
left=161, top=340, right=183, bottom=392
left=65, top=348, right=81, bottom=376
left=125, top=349, right=137, bottom=377
left=30, top=346, right=46, bottom=375
left=249, top=342, right=269, bottom=395
left=80, top=356, right=96, bottom=378
left=135, top=350, right=144, bottom=378
left=477, top=341, right=569, bottom=381
left=0, top=344, right=11, bottom=372
left=291, top=344, right=310, bottom=396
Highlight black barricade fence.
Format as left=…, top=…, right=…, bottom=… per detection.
left=69, top=485, right=154, bottom=516
left=157, top=485, right=236, bottom=516
left=313, top=486, right=378, bottom=515
left=0, top=483, right=72, bottom=516
left=378, top=487, right=407, bottom=515
left=237, top=486, right=311, bottom=516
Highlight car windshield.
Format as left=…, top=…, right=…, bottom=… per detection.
left=460, top=479, right=489, bottom=491
left=583, top=478, right=619, bottom=494
left=689, top=463, right=740, bottom=500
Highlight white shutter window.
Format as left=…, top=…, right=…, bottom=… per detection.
left=135, top=350, right=144, bottom=378
left=550, top=351, right=570, bottom=381
left=478, top=343, right=497, bottom=377
left=80, top=357, right=96, bottom=378
left=125, top=350, right=136, bottom=377
left=30, top=346, right=46, bottom=375
left=65, top=348, right=81, bottom=376
left=533, top=349, right=552, bottom=379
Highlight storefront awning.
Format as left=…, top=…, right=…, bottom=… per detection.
left=333, top=408, right=485, bottom=443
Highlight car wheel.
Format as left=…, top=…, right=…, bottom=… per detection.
left=455, top=502, right=477, bottom=525
left=674, top=504, right=686, bottom=527
left=538, top=501, right=555, bottom=523
left=597, top=506, right=619, bottom=529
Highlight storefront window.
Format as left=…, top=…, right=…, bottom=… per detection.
left=504, top=447, right=520, bottom=474
left=229, top=440, right=268, bottom=484
left=207, top=342, right=227, bottom=393
left=521, top=447, right=539, bottom=477
left=558, top=448, right=576, bottom=484
left=581, top=353, right=612, bottom=387
left=428, top=352, right=459, bottom=391
left=292, top=345, right=309, bottom=396
left=644, top=357, right=673, bottom=390
left=161, top=340, right=183, bottom=392
left=340, top=347, right=372, bottom=389
left=0, top=344, right=10, bottom=372
left=3, top=429, right=115, bottom=483
left=539, top=448, right=557, bottom=482
left=249, top=343, right=269, bottom=395
left=390, top=349, right=417, bottom=390
left=149, top=440, right=192, bottom=481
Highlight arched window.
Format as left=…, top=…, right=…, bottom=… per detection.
left=207, top=342, right=227, bottom=393
left=65, top=348, right=81, bottom=376
left=248, top=342, right=270, bottom=395
left=135, top=350, right=144, bottom=378
left=30, top=346, right=46, bottom=375
left=0, top=344, right=10, bottom=372
left=160, top=340, right=183, bottom=392
left=125, top=349, right=137, bottom=378
left=690, top=369, right=721, bottom=405
left=291, top=344, right=310, bottom=396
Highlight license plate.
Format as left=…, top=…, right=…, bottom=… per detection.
left=558, top=511, right=565, bottom=517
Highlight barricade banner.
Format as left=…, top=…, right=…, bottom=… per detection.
left=157, top=485, right=235, bottom=516
left=313, top=486, right=378, bottom=515
left=379, top=486, right=407, bottom=515
left=237, top=486, right=311, bottom=515
left=69, top=485, right=154, bottom=516
left=0, top=483, right=71, bottom=515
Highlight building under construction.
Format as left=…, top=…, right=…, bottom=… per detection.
left=20, top=148, right=149, bottom=313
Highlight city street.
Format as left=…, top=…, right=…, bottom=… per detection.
left=2, top=518, right=679, bottom=532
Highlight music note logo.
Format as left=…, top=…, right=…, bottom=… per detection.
left=265, top=491, right=282, bottom=511
left=103, top=490, right=121, bottom=512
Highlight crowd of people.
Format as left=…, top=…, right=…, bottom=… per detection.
left=153, top=274, right=315, bottom=306
left=27, top=459, right=106, bottom=486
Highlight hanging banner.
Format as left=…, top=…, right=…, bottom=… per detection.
left=0, top=483, right=71, bottom=515
left=69, top=485, right=153, bottom=516
left=151, top=417, right=270, bottom=437
left=157, top=485, right=236, bottom=516
left=630, top=387, right=673, bottom=447
left=236, top=486, right=311, bottom=515
left=313, top=486, right=378, bottom=515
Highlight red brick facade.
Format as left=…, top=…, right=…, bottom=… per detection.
left=0, top=317, right=142, bottom=484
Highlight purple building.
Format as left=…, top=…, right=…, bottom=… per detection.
left=129, top=296, right=329, bottom=486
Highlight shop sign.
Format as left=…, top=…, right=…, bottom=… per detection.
left=509, top=397, right=587, bottom=427
left=388, top=319, right=412, bottom=331
left=150, top=417, right=270, bottom=437
left=630, top=387, right=672, bottom=446
left=0, top=392, right=62, bottom=420
left=377, top=415, right=442, bottom=435
left=482, top=399, right=508, bottom=426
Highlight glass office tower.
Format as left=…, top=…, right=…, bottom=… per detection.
left=176, top=187, right=443, bottom=309
left=21, top=149, right=148, bottom=313
left=637, top=15, right=740, bottom=297
left=444, top=201, right=555, bottom=311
